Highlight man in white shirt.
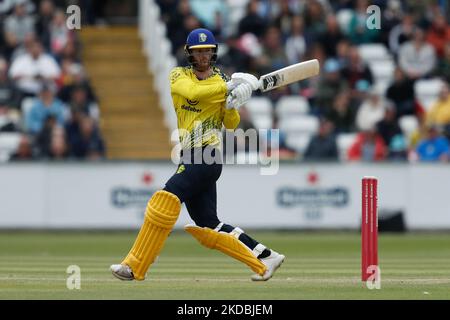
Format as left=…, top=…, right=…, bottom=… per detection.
left=9, top=39, right=61, bottom=96
left=398, top=28, right=436, bottom=80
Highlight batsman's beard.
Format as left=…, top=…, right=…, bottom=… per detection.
left=193, top=59, right=210, bottom=72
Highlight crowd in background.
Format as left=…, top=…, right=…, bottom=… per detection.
left=157, top=0, right=450, bottom=163
left=0, top=0, right=105, bottom=161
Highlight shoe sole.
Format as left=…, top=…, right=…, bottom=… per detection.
left=111, top=269, right=134, bottom=281
left=251, top=255, right=285, bottom=282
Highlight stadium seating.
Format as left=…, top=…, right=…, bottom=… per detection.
left=358, top=44, right=391, bottom=62
left=285, top=132, right=311, bottom=154
left=414, top=78, right=444, bottom=110
left=245, top=97, right=273, bottom=116
left=337, top=133, right=358, bottom=161
left=252, top=114, right=273, bottom=130
left=398, top=115, right=419, bottom=140
left=275, top=96, right=309, bottom=119
left=0, top=133, right=21, bottom=162
left=369, top=60, right=396, bottom=87
left=279, top=115, right=319, bottom=135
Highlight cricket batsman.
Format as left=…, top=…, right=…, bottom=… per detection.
left=111, top=28, right=285, bottom=281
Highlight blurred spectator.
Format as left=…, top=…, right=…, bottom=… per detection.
left=238, top=0, right=267, bottom=38
left=341, top=46, right=374, bottom=91
left=302, top=0, right=326, bottom=40
left=35, top=0, right=55, bottom=51
left=434, top=42, right=450, bottom=82
left=57, top=65, right=96, bottom=104
left=48, top=125, right=69, bottom=160
left=425, top=82, right=450, bottom=136
left=348, top=0, right=379, bottom=44
left=415, top=125, right=450, bottom=162
left=425, top=12, right=450, bottom=59
left=387, top=132, right=408, bottom=161
left=388, top=13, right=416, bottom=56
left=218, top=35, right=253, bottom=75
left=158, top=0, right=179, bottom=26
left=57, top=38, right=80, bottom=63
left=273, top=0, right=294, bottom=40
left=330, top=0, right=353, bottom=11
left=285, top=15, right=306, bottom=65
left=10, top=133, right=34, bottom=160
left=49, top=9, right=74, bottom=58
left=65, top=111, right=105, bottom=160
left=166, top=0, right=193, bottom=55
left=25, top=82, right=67, bottom=134
left=56, top=59, right=80, bottom=88
left=376, top=103, right=403, bottom=148
left=0, top=58, right=20, bottom=109
left=325, top=90, right=356, bottom=133
left=356, top=90, right=386, bottom=131
left=10, top=32, right=36, bottom=63
left=314, top=58, right=348, bottom=116
left=256, top=25, right=289, bottom=75
left=209, top=10, right=225, bottom=43
left=174, top=15, right=203, bottom=64
left=398, top=28, right=437, bottom=80
left=254, top=25, right=289, bottom=100
left=376, top=103, right=408, bottom=161
left=9, top=39, right=61, bottom=96
left=386, top=67, right=416, bottom=118
left=408, top=114, right=427, bottom=152
left=347, top=128, right=387, bottom=162
left=380, top=0, right=404, bottom=46
left=3, top=0, right=35, bottom=60
left=319, top=14, right=344, bottom=58
left=300, top=42, right=326, bottom=99
left=35, top=113, right=57, bottom=157
left=335, top=38, right=351, bottom=69
left=189, top=0, right=226, bottom=35
left=68, top=85, right=99, bottom=121
left=303, top=119, right=338, bottom=161
left=0, top=102, right=20, bottom=132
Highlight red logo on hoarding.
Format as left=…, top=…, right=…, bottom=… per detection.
left=307, top=172, right=318, bottom=185
left=142, top=172, right=153, bottom=185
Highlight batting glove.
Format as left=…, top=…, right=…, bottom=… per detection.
left=226, top=83, right=253, bottom=110
left=231, top=72, right=260, bottom=91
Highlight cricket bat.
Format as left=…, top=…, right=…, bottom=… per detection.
left=259, top=59, right=320, bottom=92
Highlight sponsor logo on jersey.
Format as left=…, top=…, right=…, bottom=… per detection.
left=186, top=99, right=199, bottom=106
left=181, top=104, right=202, bottom=113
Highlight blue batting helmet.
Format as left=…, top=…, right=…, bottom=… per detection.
left=185, top=28, right=217, bottom=50
left=184, top=28, right=218, bottom=67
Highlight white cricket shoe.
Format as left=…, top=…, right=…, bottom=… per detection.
left=110, top=264, right=134, bottom=281
left=251, top=250, right=285, bottom=281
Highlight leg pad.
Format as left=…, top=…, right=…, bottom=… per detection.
left=122, top=190, right=181, bottom=280
left=185, top=224, right=267, bottom=276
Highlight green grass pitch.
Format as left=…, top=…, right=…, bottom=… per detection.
left=1, top=231, right=450, bottom=299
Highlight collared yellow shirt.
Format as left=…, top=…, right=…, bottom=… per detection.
left=170, top=66, right=240, bottom=149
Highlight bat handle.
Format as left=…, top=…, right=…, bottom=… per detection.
left=258, top=78, right=264, bottom=91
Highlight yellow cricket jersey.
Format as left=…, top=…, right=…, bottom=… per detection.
left=169, top=66, right=240, bottom=149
